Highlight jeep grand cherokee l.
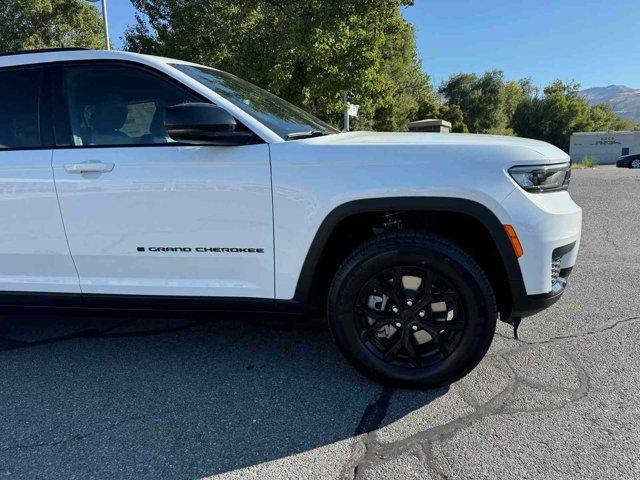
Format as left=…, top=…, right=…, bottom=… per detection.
left=0, top=48, right=582, bottom=387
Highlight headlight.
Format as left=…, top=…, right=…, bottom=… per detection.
left=508, top=162, right=571, bottom=193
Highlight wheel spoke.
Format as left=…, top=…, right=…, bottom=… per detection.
left=411, top=270, right=432, bottom=310
left=413, top=294, right=432, bottom=312
left=437, top=320, right=465, bottom=332
left=354, top=304, right=393, bottom=322
left=383, top=334, right=403, bottom=361
left=436, top=339, right=452, bottom=356
left=419, top=321, right=439, bottom=337
left=413, top=290, right=458, bottom=314
left=418, top=270, right=434, bottom=298
left=432, top=291, right=458, bottom=303
left=403, top=330, right=422, bottom=366
left=391, top=267, right=404, bottom=297
left=419, top=321, right=454, bottom=357
left=360, top=318, right=394, bottom=341
left=369, top=278, right=402, bottom=305
left=431, top=309, right=449, bottom=321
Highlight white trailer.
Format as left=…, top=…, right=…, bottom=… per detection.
left=570, top=131, right=640, bottom=164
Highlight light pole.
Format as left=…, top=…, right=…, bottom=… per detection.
left=343, top=92, right=350, bottom=133
left=86, top=0, right=110, bottom=50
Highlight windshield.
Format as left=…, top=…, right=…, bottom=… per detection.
left=171, top=64, right=339, bottom=139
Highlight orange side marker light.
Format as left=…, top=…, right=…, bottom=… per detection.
left=503, top=225, right=524, bottom=258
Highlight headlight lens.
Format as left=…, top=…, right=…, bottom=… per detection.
left=508, top=162, right=571, bottom=193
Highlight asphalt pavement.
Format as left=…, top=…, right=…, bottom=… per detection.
left=0, top=165, right=638, bottom=479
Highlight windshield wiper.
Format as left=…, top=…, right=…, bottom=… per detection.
left=286, top=130, right=330, bottom=140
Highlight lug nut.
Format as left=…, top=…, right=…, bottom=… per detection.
left=418, top=310, right=426, bottom=318
left=406, top=299, right=413, bottom=307
left=412, top=325, right=419, bottom=331
left=391, top=306, right=399, bottom=314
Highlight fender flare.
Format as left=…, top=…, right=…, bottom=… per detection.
left=292, top=197, right=529, bottom=314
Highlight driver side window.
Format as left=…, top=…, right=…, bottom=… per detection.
left=63, top=64, right=200, bottom=147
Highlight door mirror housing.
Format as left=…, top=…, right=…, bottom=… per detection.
left=165, top=103, right=254, bottom=146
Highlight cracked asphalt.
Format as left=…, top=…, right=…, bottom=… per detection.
left=1, top=165, right=639, bottom=479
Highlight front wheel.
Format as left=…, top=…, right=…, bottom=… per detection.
left=630, top=158, right=640, bottom=169
left=327, top=232, right=497, bottom=388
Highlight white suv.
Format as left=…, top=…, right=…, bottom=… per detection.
left=0, top=48, right=581, bottom=387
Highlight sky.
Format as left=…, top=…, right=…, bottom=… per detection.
left=106, top=0, right=640, bottom=90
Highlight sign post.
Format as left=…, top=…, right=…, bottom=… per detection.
left=343, top=93, right=360, bottom=132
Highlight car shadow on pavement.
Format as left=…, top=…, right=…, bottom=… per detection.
left=0, top=312, right=448, bottom=479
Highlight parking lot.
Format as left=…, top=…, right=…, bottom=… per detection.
left=0, top=165, right=638, bottom=480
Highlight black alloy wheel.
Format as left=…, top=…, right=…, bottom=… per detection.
left=355, top=266, right=465, bottom=368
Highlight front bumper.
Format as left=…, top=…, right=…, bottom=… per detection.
left=501, top=187, right=582, bottom=318
left=513, top=267, right=572, bottom=317
left=502, top=188, right=582, bottom=293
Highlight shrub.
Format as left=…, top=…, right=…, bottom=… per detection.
left=573, top=156, right=599, bottom=169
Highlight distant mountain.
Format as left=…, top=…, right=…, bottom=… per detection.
left=580, top=85, right=640, bottom=123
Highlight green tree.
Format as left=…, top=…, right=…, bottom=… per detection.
left=369, top=11, right=439, bottom=131
left=589, top=103, right=637, bottom=132
left=435, top=104, right=468, bottom=133
left=0, top=0, right=104, bottom=53
left=501, top=78, right=536, bottom=134
left=513, top=81, right=586, bottom=151
left=438, top=70, right=510, bottom=134
left=125, top=0, right=436, bottom=131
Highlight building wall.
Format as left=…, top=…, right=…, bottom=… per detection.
left=570, top=131, right=640, bottom=164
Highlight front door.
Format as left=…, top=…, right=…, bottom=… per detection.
left=51, top=62, right=274, bottom=299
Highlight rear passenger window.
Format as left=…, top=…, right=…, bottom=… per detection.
left=63, top=65, right=200, bottom=147
left=0, top=68, right=42, bottom=149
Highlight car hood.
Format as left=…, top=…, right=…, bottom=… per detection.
left=303, top=131, right=569, bottom=162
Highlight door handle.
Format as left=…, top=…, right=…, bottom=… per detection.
left=64, top=161, right=115, bottom=174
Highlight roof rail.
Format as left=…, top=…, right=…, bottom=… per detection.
left=0, top=47, right=90, bottom=58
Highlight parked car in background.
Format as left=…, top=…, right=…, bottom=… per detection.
left=616, top=154, right=640, bottom=169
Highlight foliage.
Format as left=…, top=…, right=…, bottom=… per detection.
left=0, top=0, right=104, bottom=52
left=501, top=78, right=537, bottom=134
left=572, top=156, right=598, bottom=169
left=438, top=70, right=512, bottom=134
left=434, top=104, right=468, bottom=133
left=125, top=0, right=436, bottom=131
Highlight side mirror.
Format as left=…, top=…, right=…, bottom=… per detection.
left=165, top=103, right=254, bottom=146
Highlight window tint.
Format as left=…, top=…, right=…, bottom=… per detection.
left=0, top=68, right=42, bottom=149
left=63, top=65, right=200, bottom=147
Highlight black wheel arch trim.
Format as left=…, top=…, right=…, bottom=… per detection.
left=292, top=196, right=530, bottom=315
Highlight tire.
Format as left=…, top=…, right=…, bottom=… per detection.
left=630, top=158, right=640, bottom=169
left=327, top=232, right=497, bottom=388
